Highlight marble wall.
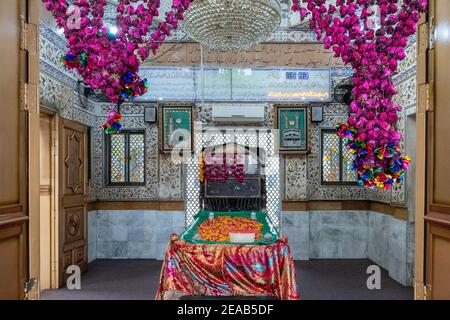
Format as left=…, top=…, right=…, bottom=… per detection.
left=89, top=209, right=413, bottom=286
left=88, top=213, right=97, bottom=263
left=282, top=211, right=413, bottom=286
left=88, top=210, right=185, bottom=261
left=367, top=212, right=414, bottom=286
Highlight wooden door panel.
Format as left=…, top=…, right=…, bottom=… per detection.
left=63, top=251, right=72, bottom=273
left=426, top=224, right=450, bottom=300
left=73, top=245, right=87, bottom=267
left=59, top=119, right=88, bottom=285
left=421, top=0, right=450, bottom=300
left=428, top=0, right=450, bottom=213
left=431, top=235, right=450, bottom=299
left=0, top=0, right=23, bottom=208
left=64, top=207, right=85, bottom=244
left=0, top=0, right=35, bottom=300
left=62, top=122, right=85, bottom=196
left=0, top=224, right=23, bottom=299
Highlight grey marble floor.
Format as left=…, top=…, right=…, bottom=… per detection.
left=41, top=259, right=413, bottom=300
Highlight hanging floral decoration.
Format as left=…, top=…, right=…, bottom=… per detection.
left=204, top=152, right=245, bottom=183
left=230, top=153, right=245, bottom=184
left=42, top=0, right=192, bottom=131
left=204, top=152, right=229, bottom=183
left=101, top=109, right=122, bottom=134
left=291, top=0, right=426, bottom=189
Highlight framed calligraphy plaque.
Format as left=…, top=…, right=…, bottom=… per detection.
left=159, top=103, right=194, bottom=153
left=275, top=105, right=308, bottom=153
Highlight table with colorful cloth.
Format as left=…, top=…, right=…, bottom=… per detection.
left=155, top=211, right=299, bottom=300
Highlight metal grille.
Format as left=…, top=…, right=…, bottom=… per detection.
left=110, top=134, right=126, bottom=183
left=235, top=130, right=258, bottom=148
left=259, top=130, right=281, bottom=230
left=185, top=129, right=202, bottom=227
left=185, top=127, right=281, bottom=231
left=129, top=134, right=145, bottom=183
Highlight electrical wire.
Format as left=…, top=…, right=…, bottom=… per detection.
left=193, top=65, right=197, bottom=103
left=77, top=80, right=89, bottom=109
left=200, top=44, right=205, bottom=107
left=145, top=35, right=188, bottom=62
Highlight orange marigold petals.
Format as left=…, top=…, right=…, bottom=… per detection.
left=198, top=216, right=263, bottom=242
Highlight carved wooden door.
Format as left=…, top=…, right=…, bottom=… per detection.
left=416, top=0, right=450, bottom=300
left=0, top=0, right=39, bottom=299
left=59, top=118, right=88, bottom=285
left=424, top=0, right=450, bottom=300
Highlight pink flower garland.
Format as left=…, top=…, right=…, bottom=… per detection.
left=204, top=152, right=245, bottom=183
left=42, top=0, right=192, bottom=104
left=292, top=0, right=427, bottom=190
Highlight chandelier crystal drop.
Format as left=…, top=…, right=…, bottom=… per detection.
left=181, top=0, right=282, bottom=51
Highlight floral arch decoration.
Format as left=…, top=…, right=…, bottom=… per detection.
left=42, top=0, right=192, bottom=132
left=291, top=0, right=427, bottom=189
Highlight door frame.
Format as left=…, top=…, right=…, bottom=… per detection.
left=26, top=0, right=41, bottom=299
left=415, top=0, right=450, bottom=300
left=36, top=107, right=61, bottom=291
left=414, top=10, right=428, bottom=299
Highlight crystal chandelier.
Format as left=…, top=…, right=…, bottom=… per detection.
left=181, top=0, right=282, bottom=51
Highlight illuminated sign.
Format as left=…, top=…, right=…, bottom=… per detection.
left=138, top=67, right=331, bottom=102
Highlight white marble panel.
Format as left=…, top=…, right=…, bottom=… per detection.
left=93, top=210, right=186, bottom=261
left=309, top=211, right=369, bottom=259
left=88, top=211, right=97, bottom=263
left=367, top=211, right=411, bottom=286
left=282, top=212, right=309, bottom=260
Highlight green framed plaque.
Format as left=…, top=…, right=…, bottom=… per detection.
left=275, top=105, right=308, bottom=153
left=159, top=103, right=194, bottom=153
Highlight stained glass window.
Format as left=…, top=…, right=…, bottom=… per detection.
left=110, top=134, right=126, bottom=183
left=342, top=139, right=358, bottom=182
left=322, top=132, right=340, bottom=183
left=321, top=129, right=358, bottom=185
left=129, top=134, right=145, bottom=183
left=106, top=131, right=145, bottom=186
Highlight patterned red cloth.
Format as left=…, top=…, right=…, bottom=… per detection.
left=156, top=234, right=299, bottom=300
